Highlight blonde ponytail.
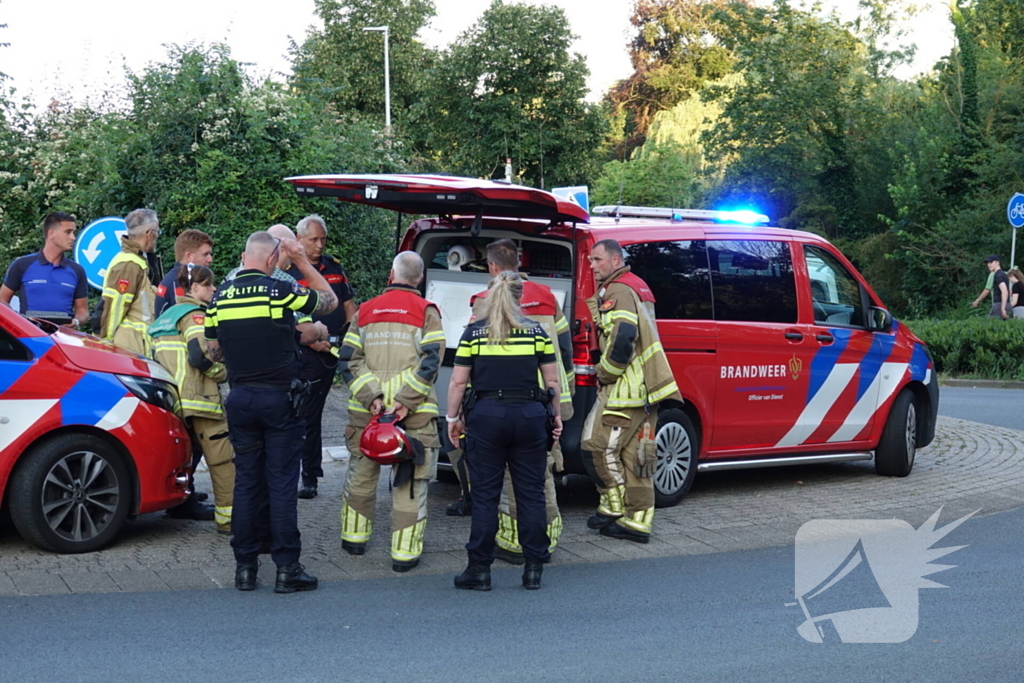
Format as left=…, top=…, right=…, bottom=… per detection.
left=481, top=271, right=527, bottom=345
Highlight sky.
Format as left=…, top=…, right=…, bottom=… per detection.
left=0, top=0, right=956, bottom=110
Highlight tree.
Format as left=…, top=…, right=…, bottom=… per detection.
left=290, top=0, right=437, bottom=131
left=607, top=0, right=741, bottom=158
left=415, top=0, right=607, bottom=188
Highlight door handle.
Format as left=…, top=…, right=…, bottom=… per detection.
left=815, top=333, right=834, bottom=344
left=784, top=331, right=803, bottom=341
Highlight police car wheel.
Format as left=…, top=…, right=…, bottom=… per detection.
left=654, top=409, right=698, bottom=508
left=9, top=434, right=130, bottom=554
left=875, top=389, right=917, bottom=477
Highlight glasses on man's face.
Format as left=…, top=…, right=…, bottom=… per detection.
left=271, top=238, right=282, bottom=260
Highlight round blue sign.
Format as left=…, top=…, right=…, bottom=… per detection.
left=1008, top=193, right=1024, bottom=229
left=74, top=217, right=127, bottom=289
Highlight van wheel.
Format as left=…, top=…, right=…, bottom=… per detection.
left=9, top=434, right=130, bottom=553
left=654, top=409, right=698, bottom=508
left=875, top=389, right=917, bottom=477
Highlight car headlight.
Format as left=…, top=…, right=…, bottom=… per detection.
left=117, top=374, right=182, bottom=416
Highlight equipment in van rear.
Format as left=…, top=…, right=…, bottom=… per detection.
left=286, top=174, right=938, bottom=509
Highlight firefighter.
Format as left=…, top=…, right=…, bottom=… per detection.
left=149, top=264, right=233, bottom=531
left=205, top=231, right=338, bottom=593
left=581, top=239, right=681, bottom=543
left=447, top=271, right=563, bottom=591
left=337, top=251, right=444, bottom=572
left=450, top=239, right=573, bottom=565
left=100, top=208, right=160, bottom=357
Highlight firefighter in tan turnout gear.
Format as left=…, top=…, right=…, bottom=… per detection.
left=148, top=264, right=234, bottom=532
left=453, top=239, right=574, bottom=564
left=582, top=239, right=681, bottom=543
left=101, top=208, right=160, bottom=357
left=338, top=251, right=445, bottom=572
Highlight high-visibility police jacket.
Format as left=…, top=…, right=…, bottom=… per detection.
left=470, top=277, right=575, bottom=420
left=101, top=238, right=156, bottom=357
left=339, top=284, right=445, bottom=446
left=587, top=266, right=681, bottom=415
left=149, top=295, right=227, bottom=420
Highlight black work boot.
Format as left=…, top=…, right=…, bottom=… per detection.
left=587, top=512, right=619, bottom=530
left=297, top=481, right=318, bottom=500
left=446, top=497, right=472, bottom=517
left=274, top=563, right=319, bottom=594
left=392, top=558, right=420, bottom=573
left=235, top=562, right=258, bottom=591
left=600, top=523, right=651, bottom=544
left=454, top=563, right=491, bottom=591
left=342, top=540, right=367, bottom=556
left=495, top=547, right=526, bottom=565
left=522, top=561, right=543, bottom=590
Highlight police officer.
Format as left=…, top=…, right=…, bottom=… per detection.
left=447, top=271, right=563, bottom=591
left=451, top=239, right=574, bottom=565
left=100, top=209, right=160, bottom=357
left=290, top=214, right=357, bottom=499
left=205, top=231, right=338, bottom=593
left=337, top=251, right=444, bottom=572
left=582, top=239, right=680, bottom=543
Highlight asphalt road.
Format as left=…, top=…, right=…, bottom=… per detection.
left=1, top=504, right=1020, bottom=683
left=938, top=386, right=1024, bottom=431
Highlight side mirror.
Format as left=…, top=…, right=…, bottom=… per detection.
left=869, top=306, right=893, bottom=333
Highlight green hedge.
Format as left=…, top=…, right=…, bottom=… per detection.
left=902, top=318, right=1024, bottom=380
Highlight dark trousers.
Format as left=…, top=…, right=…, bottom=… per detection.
left=225, top=386, right=304, bottom=567
left=464, top=399, right=551, bottom=565
left=299, top=348, right=337, bottom=484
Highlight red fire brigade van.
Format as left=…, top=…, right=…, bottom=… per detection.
left=287, top=174, right=938, bottom=507
left=0, top=309, right=191, bottom=552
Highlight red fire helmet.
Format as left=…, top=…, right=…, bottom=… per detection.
left=359, top=413, right=414, bottom=465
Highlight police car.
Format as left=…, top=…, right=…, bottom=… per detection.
left=287, top=175, right=938, bottom=507
left=0, top=305, right=191, bottom=552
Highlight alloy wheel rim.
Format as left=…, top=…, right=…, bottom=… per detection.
left=655, top=422, right=692, bottom=495
left=40, top=450, right=120, bottom=543
left=905, top=403, right=917, bottom=468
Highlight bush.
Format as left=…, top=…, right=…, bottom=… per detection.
left=903, top=317, right=1024, bottom=380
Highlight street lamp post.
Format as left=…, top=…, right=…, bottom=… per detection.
left=362, top=25, right=391, bottom=133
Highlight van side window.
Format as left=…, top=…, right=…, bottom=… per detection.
left=622, top=240, right=713, bottom=320
left=706, top=240, right=797, bottom=324
left=803, top=245, right=865, bottom=327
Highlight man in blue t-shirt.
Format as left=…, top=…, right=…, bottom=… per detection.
left=0, top=212, right=89, bottom=327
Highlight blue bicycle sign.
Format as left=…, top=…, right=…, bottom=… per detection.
left=1008, top=193, right=1024, bottom=229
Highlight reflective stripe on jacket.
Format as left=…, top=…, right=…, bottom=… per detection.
left=150, top=295, right=226, bottom=419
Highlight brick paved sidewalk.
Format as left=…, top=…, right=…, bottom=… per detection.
left=1, top=387, right=1020, bottom=596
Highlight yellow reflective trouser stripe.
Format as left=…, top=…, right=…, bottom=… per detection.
left=215, top=506, right=232, bottom=526
left=547, top=515, right=563, bottom=551
left=348, top=399, right=370, bottom=414
left=598, top=486, right=625, bottom=517
left=496, top=512, right=519, bottom=552
left=391, top=518, right=427, bottom=561
left=422, top=330, right=445, bottom=345
left=618, top=508, right=654, bottom=534
left=349, top=373, right=378, bottom=395
left=340, top=501, right=373, bottom=542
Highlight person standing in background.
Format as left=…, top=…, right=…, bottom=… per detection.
left=100, top=209, right=160, bottom=356
left=0, top=212, right=88, bottom=327
left=154, top=229, right=215, bottom=315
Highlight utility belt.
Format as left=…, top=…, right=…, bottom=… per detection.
left=234, top=379, right=312, bottom=416
left=462, top=387, right=558, bottom=450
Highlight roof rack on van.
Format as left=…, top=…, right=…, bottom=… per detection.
left=591, top=205, right=770, bottom=225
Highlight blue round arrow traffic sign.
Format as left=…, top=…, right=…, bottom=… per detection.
left=74, top=217, right=127, bottom=289
left=1008, top=193, right=1024, bottom=229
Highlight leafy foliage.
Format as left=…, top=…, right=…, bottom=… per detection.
left=905, top=318, right=1024, bottom=380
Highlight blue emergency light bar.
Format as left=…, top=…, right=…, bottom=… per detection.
left=591, top=205, right=770, bottom=225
